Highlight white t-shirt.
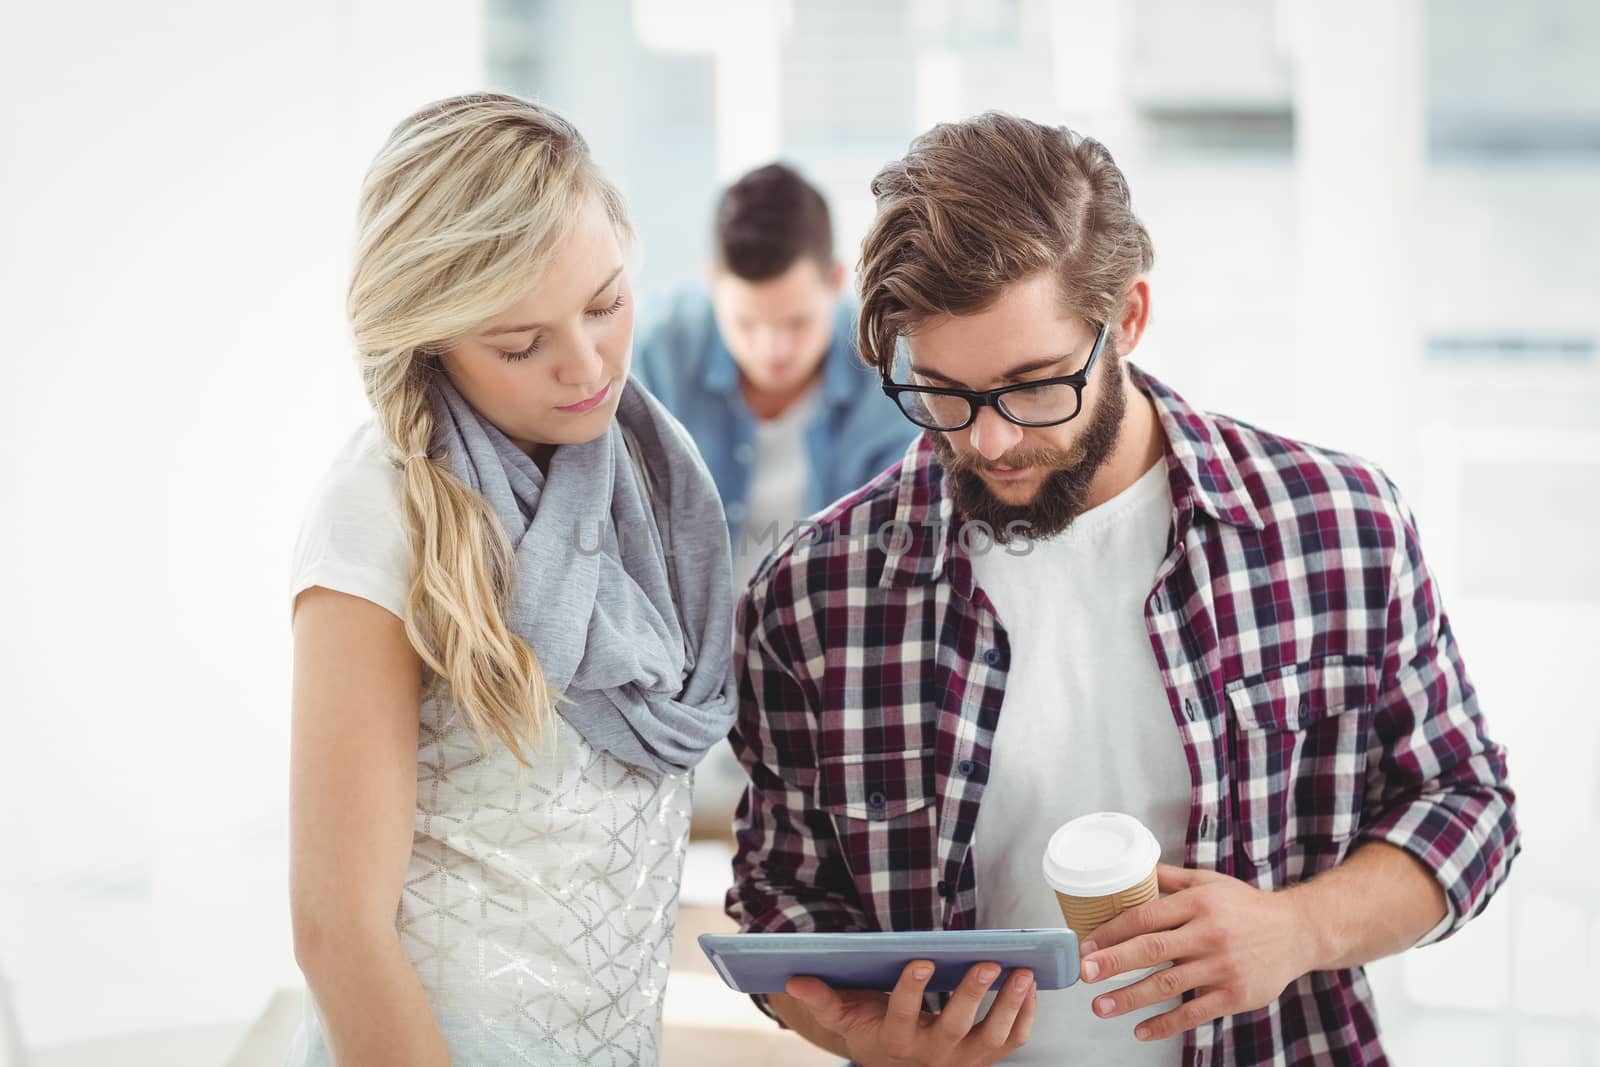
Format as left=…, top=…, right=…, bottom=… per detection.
left=732, top=382, right=821, bottom=591
left=288, top=421, right=410, bottom=621
left=968, top=461, right=1190, bottom=1065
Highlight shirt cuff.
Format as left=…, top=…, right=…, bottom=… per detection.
left=1412, top=896, right=1457, bottom=949
left=1358, top=798, right=1478, bottom=943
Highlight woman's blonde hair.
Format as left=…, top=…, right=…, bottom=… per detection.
left=348, top=92, right=632, bottom=766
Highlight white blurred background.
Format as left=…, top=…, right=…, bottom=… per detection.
left=0, top=0, right=1595, bottom=1063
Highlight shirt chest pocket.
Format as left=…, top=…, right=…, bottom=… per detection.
left=816, top=747, right=938, bottom=822
left=1224, top=657, right=1377, bottom=867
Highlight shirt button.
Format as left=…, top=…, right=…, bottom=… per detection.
left=937, top=879, right=954, bottom=898
left=1297, top=698, right=1310, bottom=725
left=1152, top=590, right=1168, bottom=612
left=1199, top=813, right=1213, bottom=838
left=734, top=443, right=755, bottom=465
left=1183, top=697, right=1198, bottom=721
left=983, top=647, right=1005, bottom=668
left=867, top=791, right=886, bottom=811
left=957, top=759, right=976, bottom=776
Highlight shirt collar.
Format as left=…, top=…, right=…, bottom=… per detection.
left=822, top=303, right=864, bottom=406
left=1135, top=366, right=1265, bottom=533
left=701, top=331, right=741, bottom=396
left=877, top=434, right=962, bottom=593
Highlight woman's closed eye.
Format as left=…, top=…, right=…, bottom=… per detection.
left=499, top=295, right=625, bottom=363
left=501, top=334, right=543, bottom=362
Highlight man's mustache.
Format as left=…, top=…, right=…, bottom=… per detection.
left=937, top=444, right=1079, bottom=474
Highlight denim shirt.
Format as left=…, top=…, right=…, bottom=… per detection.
left=632, top=288, right=921, bottom=546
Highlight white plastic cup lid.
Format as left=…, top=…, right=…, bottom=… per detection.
left=1041, top=812, right=1161, bottom=897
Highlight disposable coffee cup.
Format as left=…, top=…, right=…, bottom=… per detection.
left=1041, top=812, right=1160, bottom=937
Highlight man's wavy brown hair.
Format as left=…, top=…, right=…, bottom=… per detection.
left=857, top=111, right=1154, bottom=375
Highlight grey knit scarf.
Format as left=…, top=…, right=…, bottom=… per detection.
left=428, top=374, right=735, bottom=774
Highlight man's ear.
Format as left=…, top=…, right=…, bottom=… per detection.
left=1115, top=276, right=1152, bottom=357
left=826, top=260, right=848, bottom=296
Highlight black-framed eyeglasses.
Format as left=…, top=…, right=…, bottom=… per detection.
left=880, top=321, right=1110, bottom=432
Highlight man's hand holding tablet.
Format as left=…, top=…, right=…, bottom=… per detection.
left=699, top=928, right=1074, bottom=1064
left=781, top=957, right=1037, bottom=1066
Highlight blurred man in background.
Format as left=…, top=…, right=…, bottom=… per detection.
left=634, top=162, right=919, bottom=592
left=635, top=163, right=920, bottom=842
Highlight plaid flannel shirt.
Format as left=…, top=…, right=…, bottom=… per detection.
left=725, top=368, right=1518, bottom=1066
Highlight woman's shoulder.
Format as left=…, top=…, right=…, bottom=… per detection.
left=289, top=421, right=411, bottom=621
left=310, top=420, right=404, bottom=514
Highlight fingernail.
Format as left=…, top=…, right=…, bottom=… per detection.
left=1011, top=973, right=1032, bottom=993
left=1135, top=1025, right=1151, bottom=1041
left=913, top=963, right=933, bottom=980
left=1095, top=996, right=1114, bottom=1016
left=1080, top=939, right=1098, bottom=956
left=1082, top=958, right=1100, bottom=981
left=978, top=965, right=1000, bottom=984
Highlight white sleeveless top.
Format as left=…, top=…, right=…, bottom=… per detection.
left=286, top=422, right=692, bottom=1065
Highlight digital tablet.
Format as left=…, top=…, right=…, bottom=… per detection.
left=698, top=928, right=1078, bottom=995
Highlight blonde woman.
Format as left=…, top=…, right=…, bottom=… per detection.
left=285, top=93, right=736, bottom=1065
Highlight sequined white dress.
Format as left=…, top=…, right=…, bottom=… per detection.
left=284, top=693, right=692, bottom=1066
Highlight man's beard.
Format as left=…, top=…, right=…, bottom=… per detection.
left=931, top=351, right=1128, bottom=545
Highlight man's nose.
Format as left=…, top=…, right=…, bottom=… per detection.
left=968, top=405, right=1022, bottom=462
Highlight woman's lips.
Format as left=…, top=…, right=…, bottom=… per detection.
left=556, top=381, right=611, bottom=414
